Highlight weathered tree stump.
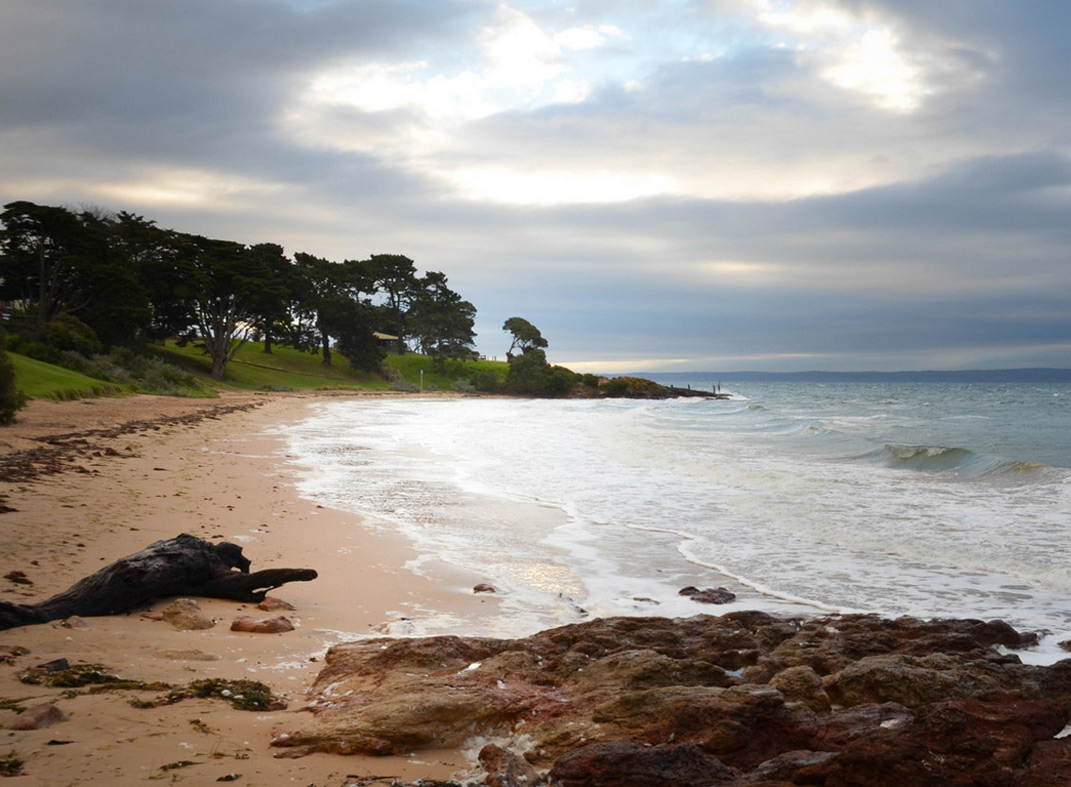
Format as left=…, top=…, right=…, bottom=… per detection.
left=0, top=534, right=317, bottom=630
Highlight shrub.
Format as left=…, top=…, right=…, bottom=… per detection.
left=43, top=314, right=103, bottom=356
left=471, top=369, right=502, bottom=393
left=0, top=333, right=27, bottom=425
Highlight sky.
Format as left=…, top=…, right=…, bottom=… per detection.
left=2, top=0, right=1069, bottom=373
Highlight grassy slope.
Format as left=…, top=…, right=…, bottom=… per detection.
left=157, top=341, right=392, bottom=392
left=10, top=353, right=126, bottom=400
left=11, top=339, right=510, bottom=401
left=386, top=353, right=509, bottom=392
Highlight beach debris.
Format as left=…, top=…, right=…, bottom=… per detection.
left=7, top=702, right=68, bottom=731
left=60, top=615, right=90, bottom=629
left=230, top=615, right=295, bottom=634
left=161, top=598, right=216, bottom=630
left=4, top=570, right=32, bottom=585
left=19, top=662, right=168, bottom=692
left=0, top=533, right=317, bottom=630
left=153, top=649, right=221, bottom=662
left=0, top=645, right=30, bottom=666
left=678, top=585, right=736, bottom=604
left=136, top=678, right=286, bottom=712
left=473, top=583, right=497, bottom=594
left=0, top=752, right=24, bottom=777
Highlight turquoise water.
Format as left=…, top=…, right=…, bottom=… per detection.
left=283, top=382, right=1071, bottom=649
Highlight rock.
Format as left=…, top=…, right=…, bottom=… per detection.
left=679, top=586, right=736, bottom=604
left=549, top=742, right=739, bottom=787
left=768, top=665, right=830, bottom=712
left=474, top=583, right=497, bottom=593
left=1026, top=738, right=1071, bottom=782
left=270, top=611, right=1068, bottom=784
left=230, top=615, right=294, bottom=634
left=256, top=596, right=296, bottom=612
left=750, top=749, right=838, bottom=783
left=8, top=702, right=67, bottom=730
left=808, top=697, right=1069, bottom=787
left=479, top=743, right=542, bottom=787
left=61, top=615, right=90, bottom=629
left=161, top=598, right=215, bottom=630
left=823, top=652, right=1037, bottom=708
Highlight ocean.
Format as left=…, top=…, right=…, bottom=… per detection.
left=281, top=381, right=1071, bottom=658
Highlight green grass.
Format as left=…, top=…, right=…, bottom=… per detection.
left=10, top=339, right=511, bottom=403
left=10, top=353, right=127, bottom=400
left=155, top=341, right=391, bottom=392
left=385, top=353, right=509, bottom=391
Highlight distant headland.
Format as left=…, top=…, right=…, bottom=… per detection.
left=640, top=368, right=1071, bottom=384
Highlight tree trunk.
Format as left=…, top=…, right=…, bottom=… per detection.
left=320, top=331, right=332, bottom=366
left=0, top=534, right=317, bottom=630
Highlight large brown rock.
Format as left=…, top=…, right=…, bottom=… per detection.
left=270, top=612, right=1071, bottom=786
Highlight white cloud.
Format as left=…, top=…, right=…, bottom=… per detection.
left=479, top=3, right=565, bottom=88
left=448, top=167, right=677, bottom=205
left=745, top=0, right=941, bottom=113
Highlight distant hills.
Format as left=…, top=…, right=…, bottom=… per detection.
left=643, top=368, right=1071, bottom=384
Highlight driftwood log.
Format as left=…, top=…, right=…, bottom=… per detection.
left=0, top=534, right=317, bottom=630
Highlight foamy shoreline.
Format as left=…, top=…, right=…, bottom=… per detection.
left=0, top=392, right=498, bottom=784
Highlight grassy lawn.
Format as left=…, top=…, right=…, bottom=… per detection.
left=9, top=339, right=510, bottom=402
left=10, top=353, right=127, bottom=400
left=155, top=341, right=391, bottom=392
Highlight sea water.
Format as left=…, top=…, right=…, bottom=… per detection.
left=281, top=382, right=1071, bottom=653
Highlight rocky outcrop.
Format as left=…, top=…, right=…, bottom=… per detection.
left=272, top=612, right=1071, bottom=785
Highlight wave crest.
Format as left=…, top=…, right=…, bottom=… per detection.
left=881, top=443, right=974, bottom=470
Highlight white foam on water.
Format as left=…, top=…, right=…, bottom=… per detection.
left=281, top=387, right=1071, bottom=640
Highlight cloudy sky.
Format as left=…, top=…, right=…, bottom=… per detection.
left=2, top=0, right=1069, bottom=372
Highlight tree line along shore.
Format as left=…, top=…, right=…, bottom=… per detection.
left=0, top=200, right=712, bottom=422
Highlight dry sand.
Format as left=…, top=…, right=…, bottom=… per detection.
left=0, top=392, right=500, bottom=785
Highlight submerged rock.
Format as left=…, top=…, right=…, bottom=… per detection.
left=273, top=612, right=1071, bottom=784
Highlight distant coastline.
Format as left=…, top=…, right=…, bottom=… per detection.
left=642, top=367, right=1071, bottom=384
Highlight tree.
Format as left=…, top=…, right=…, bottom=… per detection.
left=503, top=316, right=548, bottom=357
left=368, top=254, right=419, bottom=353
left=243, top=243, right=291, bottom=355
left=292, top=253, right=348, bottom=366
left=179, top=235, right=278, bottom=380
left=408, top=271, right=476, bottom=365
left=108, top=212, right=191, bottom=344
left=0, top=202, right=154, bottom=347
left=0, top=201, right=109, bottom=337
left=334, top=300, right=386, bottom=372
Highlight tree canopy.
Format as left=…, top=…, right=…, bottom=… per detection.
left=0, top=200, right=481, bottom=381
left=503, top=316, right=548, bottom=357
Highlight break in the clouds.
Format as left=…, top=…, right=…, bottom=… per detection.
left=1, top=0, right=1069, bottom=372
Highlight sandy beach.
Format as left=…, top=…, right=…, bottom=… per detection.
left=0, top=392, right=499, bottom=785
